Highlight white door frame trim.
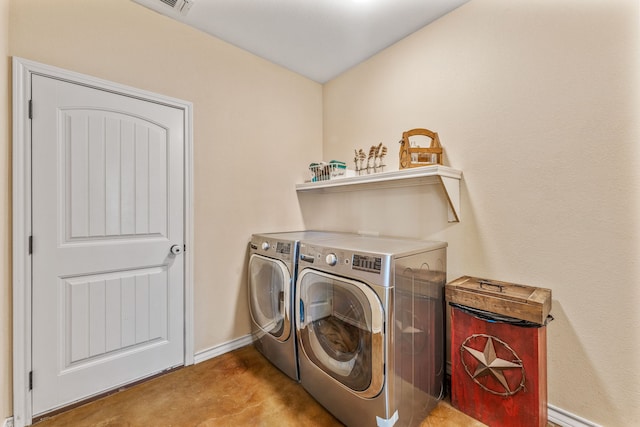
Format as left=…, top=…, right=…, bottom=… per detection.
left=12, top=57, right=195, bottom=427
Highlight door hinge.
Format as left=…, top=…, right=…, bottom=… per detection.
left=28, top=100, right=33, bottom=119
left=28, top=236, right=33, bottom=255
left=29, top=371, right=33, bottom=390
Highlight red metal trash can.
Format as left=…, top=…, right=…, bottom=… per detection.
left=446, top=276, right=552, bottom=427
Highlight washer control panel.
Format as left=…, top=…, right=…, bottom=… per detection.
left=250, top=238, right=293, bottom=262
left=276, top=242, right=291, bottom=255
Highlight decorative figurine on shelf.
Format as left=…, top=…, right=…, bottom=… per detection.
left=355, top=143, right=387, bottom=175
left=367, top=145, right=376, bottom=171
left=375, top=143, right=387, bottom=171
left=398, top=128, right=443, bottom=169
left=354, top=149, right=367, bottom=175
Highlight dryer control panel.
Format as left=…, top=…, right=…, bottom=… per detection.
left=298, top=243, right=391, bottom=286
left=352, top=254, right=382, bottom=273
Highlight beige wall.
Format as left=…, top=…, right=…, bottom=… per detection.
left=1, top=0, right=12, bottom=420
left=4, top=0, right=322, bottom=419
left=315, top=0, right=640, bottom=425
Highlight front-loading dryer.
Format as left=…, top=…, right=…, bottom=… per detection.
left=295, top=235, right=447, bottom=427
left=248, top=231, right=352, bottom=381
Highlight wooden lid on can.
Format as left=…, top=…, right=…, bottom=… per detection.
left=445, top=276, right=552, bottom=325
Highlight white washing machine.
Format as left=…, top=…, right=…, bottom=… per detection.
left=295, top=235, right=447, bottom=427
left=248, top=231, right=352, bottom=381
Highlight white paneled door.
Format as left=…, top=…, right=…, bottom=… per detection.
left=30, top=75, right=185, bottom=416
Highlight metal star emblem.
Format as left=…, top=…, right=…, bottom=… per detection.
left=460, top=334, right=525, bottom=396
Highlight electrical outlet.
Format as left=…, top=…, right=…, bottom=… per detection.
left=3, top=416, right=14, bottom=427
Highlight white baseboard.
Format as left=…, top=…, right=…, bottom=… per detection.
left=548, top=404, right=601, bottom=427
left=193, top=334, right=254, bottom=364
left=3, top=416, right=14, bottom=427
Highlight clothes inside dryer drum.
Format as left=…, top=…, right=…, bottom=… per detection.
left=308, top=322, right=358, bottom=376
left=298, top=271, right=383, bottom=393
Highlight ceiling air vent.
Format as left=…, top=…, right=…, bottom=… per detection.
left=132, top=0, right=194, bottom=16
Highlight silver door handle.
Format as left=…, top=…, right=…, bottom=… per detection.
left=170, top=244, right=184, bottom=255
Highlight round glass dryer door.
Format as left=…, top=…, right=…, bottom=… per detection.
left=297, top=269, right=384, bottom=398
left=248, top=254, right=291, bottom=341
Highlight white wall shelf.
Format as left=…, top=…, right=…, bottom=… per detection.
left=296, top=165, right=462, bottom=222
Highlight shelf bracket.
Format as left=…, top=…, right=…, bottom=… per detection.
left=439, top=175, right=460, bottom=222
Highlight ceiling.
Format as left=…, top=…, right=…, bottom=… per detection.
left=132, top=0, right=470, bottom=83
